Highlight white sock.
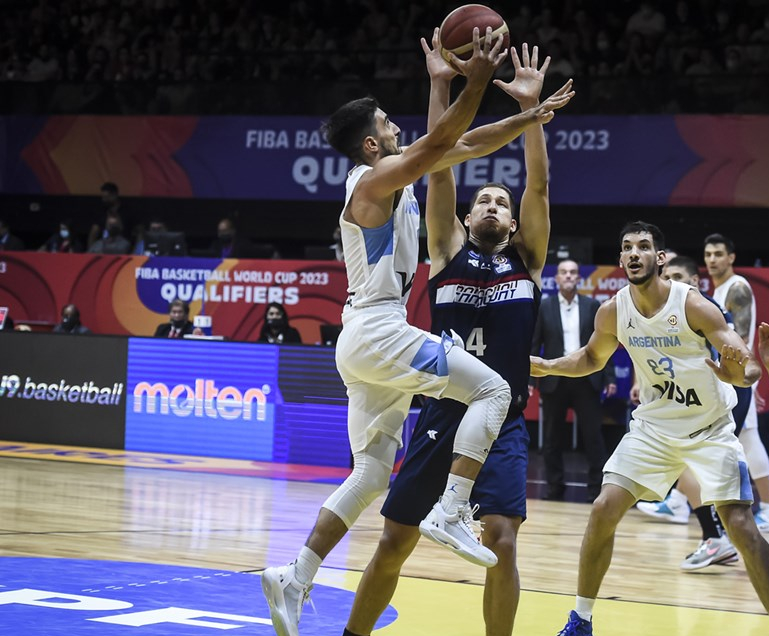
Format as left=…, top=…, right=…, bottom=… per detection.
left=294, top=546, right=322, bottom=585
left=759, top=502, right=769, bottom=512
left=440, top=474, right=474, bottom=514
left=575, top=596, right=595, bottom=621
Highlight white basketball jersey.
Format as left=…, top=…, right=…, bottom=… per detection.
left=712, top=274, right=756, bottom=349
left=616, top=281, right=737, bottom=437
left=340, top=164, right=421, bottom=309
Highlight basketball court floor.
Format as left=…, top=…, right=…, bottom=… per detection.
left=0, top=442, right=767, bottom=635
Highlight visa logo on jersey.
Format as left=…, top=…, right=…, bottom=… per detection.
left=133, top=379, right=268, bottom=421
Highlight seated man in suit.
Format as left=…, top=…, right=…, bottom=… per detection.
left=531, top=259, right=616, bottom=501
left=154, top=299, right=202, bottom=338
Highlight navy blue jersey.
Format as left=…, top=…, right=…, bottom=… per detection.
left=702, top=291, right=733, bottom=359
left=429, top=242, right=541, bottom=416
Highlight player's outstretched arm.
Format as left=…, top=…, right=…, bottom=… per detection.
left=431, top=78, right=574, bottom=173
left=423, top=29, right=468, bottom=273
left=498, top=43, right=551, bottom=280
left=687, top=290, right=761, bottom=386
left=531, top=298, right=619, bottom=377
left=360, top=27, right=504, bottom=205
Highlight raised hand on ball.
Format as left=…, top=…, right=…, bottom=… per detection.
left=445, top=27, right=507, bottom=84
left=421, top=27, right=458, bottom=82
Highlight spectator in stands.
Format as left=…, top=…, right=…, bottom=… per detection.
left=89, top=182, right=124, bottom=249
left=27, top=44, right=60, bottom=81
left=88, top=211, right=131, bottom=254
left=750, top=13, right=769, bottom=44
left=257, top=302, right=301, bottom=345
left=625, top=2, right=666, bottom=39
left=39, top=220, right=82, bottom=253
left=2, top=0, right=769, bottom=114
left=534, top=7, right=562, bottom=47
left=208, top=217, right=261, bottom=259
left=133, top=219, right=169, bottom=255
left=52, top=304, right=91, bottom=335
left=620, top=32, right=654, bottom=76
left=686, top=47, right=723, bottom=75
left=0, top=218, right=24, bottom=251
left=153, top=299, right=201, bottom=338
left=546, top=39, right=576, bottom=77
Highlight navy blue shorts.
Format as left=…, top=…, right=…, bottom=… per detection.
left=733, top=386, right=752, bottom=436
left=381, top=397, right=529, bottom=526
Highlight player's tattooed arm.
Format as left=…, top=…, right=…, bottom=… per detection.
left=725, top=282, right=754, bottom=343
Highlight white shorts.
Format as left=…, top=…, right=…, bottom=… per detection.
left=603, top=413, right=752, bottom=505
left=336, top=305, right=504, bottom=453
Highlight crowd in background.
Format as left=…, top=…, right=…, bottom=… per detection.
left=1, top=0, right=768, bottom=105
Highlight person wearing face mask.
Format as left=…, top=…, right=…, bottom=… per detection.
left=40, top=220, right=82, bottom=253
left=52, top=304, right=91, bottom=335
left=88, top=212, right=131, bottom=255
left=153, top=299, right=201, bottom=338
left=257, top=303, right=301, bottom=344
left=208, top=217, right=263, bottom=259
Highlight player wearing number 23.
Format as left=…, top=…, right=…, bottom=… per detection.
left=531, top=221, right=769, bottom=633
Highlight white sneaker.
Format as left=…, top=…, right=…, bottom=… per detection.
left=636, top=488, right=690, bottom=524
left=419, top=500, right=498, bottom=567
left=261, top=563, right=313, bottom=636
left=680, top=536, right=738, bottom=571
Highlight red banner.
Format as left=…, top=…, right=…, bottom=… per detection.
left=2, top=253, right=768, bottom=399
left=0, top=253, right=431, bottom=343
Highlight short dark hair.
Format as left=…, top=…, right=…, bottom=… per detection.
left=619, top=220, right=665, bottom=251
left=469, top=182, right=520, bottom=238
left=321, top=97, right=380, bottom=163
left=665, top=255, right=699, bottom=278
left=169, top=299, right=189, bottom=315
left=100, top=182, right=119, bottom=195
left=468, top=183, right=518, bottom=226
left=62, top=304, right=80, bottom=319
left=703, top=233, right=735, bottom=254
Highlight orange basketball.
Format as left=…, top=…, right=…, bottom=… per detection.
left=439, top=4, right=509, bottom=63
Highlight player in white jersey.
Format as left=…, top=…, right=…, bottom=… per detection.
left=261, top=27, right=576, bottom=636
left=531, top=221, right=769, bottom=635
left=705, top=233, right=769, bottom=531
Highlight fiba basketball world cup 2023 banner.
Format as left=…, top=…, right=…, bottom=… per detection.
left=0, top=252, right=433, bottom=342
left=1, top=114, right=767, bottom=206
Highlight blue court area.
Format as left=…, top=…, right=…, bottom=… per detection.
left=0, top=558, right=396, bottom=635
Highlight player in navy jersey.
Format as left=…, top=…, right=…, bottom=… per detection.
left=342, top=42, right=559, bottom=636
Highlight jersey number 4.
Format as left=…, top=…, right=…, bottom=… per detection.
left=466, top=327, right=487, bottom=357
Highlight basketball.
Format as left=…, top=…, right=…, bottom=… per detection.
left=439, top=4, right=509, bottom=64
